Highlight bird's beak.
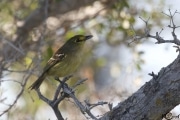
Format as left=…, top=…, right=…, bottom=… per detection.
left=85, top=35, right=93, bottom=40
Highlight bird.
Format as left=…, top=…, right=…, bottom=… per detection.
left=29, top=35, right=93, bottom=90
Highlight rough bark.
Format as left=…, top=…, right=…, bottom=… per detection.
left=100, top=53, right=180, bottom=120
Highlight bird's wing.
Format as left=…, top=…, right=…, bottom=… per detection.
left=43, top=53, right=66, bottom=73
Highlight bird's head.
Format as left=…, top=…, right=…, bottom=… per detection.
left=68, top=35, right=93, bottom=44
left=63, top=35, right=93, bottom=52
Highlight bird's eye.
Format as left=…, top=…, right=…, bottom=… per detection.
left=75, top=39, right=81, bottom=42
left=75, top=37, right=84, bottom=42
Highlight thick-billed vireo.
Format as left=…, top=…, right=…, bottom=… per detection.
left=29, top=35, right=93, bottom=90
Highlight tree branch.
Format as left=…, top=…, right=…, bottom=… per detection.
left=131, top=10, right=180, bottom=45
left=100, top=53, right=180, bottom=120
left=35, top=75, right=108, bottom=120
left=100, top=10, right=180, bottom=120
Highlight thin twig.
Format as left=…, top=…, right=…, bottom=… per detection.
left=0, top=35, right=25, bottom=55
left=0, top=63, right=33, bottom=116
left=130, top=10, right=180, bottom=45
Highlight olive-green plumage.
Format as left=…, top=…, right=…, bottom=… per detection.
left=29, top=35, right=93, bottom=90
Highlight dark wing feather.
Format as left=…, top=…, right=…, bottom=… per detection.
left=29, top=48, right=66, bottom=90
left=43, top=52, right=66, bottom=73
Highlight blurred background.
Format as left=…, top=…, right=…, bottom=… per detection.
left=0, top=0, right=180, bottom=119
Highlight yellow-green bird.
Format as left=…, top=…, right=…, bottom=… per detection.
left=29, top=35, right=93, bottom=90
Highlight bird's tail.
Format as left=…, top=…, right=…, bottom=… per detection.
left=29, top=73, right=46, bottom=90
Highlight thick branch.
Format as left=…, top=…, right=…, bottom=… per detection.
left=100, top=54, right=180, bottom=120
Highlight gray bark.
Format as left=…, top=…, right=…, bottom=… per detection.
left=100, top=53, right=180, bottom=120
